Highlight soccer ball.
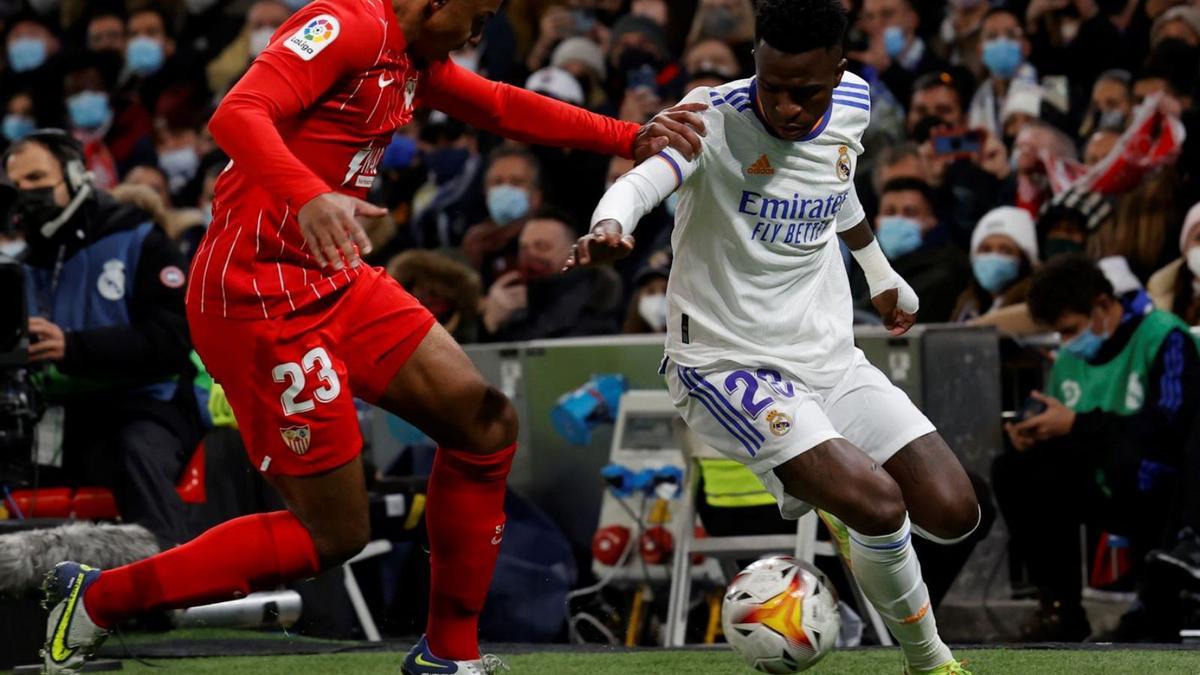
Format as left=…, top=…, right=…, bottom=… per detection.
left=722, top=556, right=840, bottom=673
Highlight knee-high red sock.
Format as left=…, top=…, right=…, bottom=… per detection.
left=84, top=511, right=321, bottom=628
left=425, top=444, right=515, bottom=660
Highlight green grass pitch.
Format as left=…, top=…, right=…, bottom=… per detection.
left=108, top=647, right=1200, bottom=674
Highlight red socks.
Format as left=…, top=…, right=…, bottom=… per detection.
left=84, top=511, right=321, bottom=628
left=425, top=444, right=516, bottom=661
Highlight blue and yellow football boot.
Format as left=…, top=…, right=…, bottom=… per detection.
left=402, top=635, right=509, bottom=675
left=41, top=562, right=109, bottom=674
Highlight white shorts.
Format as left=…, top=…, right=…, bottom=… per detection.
left=664, top=349, right=936, bottom=519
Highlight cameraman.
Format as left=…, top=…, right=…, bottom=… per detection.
left=4, top=130, right=199, bottom=546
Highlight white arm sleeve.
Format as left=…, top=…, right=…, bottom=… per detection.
left=590, top=151, right=693, bottom=235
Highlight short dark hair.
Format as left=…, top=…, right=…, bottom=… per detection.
left=530, top=205, right=578, bottom=234
left=1027, top=254, right=1114, bottom=325
left=912, top=70, right=969, bottom=108
left=755, top=0, right=847, bottom=54
left=880, top=177, right=935, bottom=212
left=486, top=146, right=542, bottom=187
left=983, top=6, right=1021, bottom=26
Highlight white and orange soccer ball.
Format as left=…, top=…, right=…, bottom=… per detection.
left=722, top=556, right=840, bottom=673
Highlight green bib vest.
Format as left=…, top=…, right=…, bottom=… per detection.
left=1048, top=310, right=1197, bottom=416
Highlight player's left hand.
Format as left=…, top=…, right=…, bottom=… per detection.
left=871, top=277, right=919, bottom=336
left=1013, top=390, right=1075, bottom=441
left=633, top=102, right=707, bottom=163
left=28, top=317, right=66, bottom=362
left=563, top=219, right=634, bottom=270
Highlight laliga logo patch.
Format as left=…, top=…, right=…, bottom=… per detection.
left=280, top=425, right=312, bottom=455
left=285, top=15, right=339, bottom=61
left=766, top=410, right=792, bottom=437
left=98, top=259, right=126, bottom=301
left=836, top=145, right=851, bottom=182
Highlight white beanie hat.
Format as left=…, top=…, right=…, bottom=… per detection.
left=551, top=37, right=607, bottom=80
left=1180, top=201, right=1200, bottom=254
left=971, top=206, right=1039, bottom=262
left=525, top=67, right=585, bottom=106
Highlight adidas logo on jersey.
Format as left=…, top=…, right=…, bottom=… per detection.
left=746, top=154, right=774, bottom=175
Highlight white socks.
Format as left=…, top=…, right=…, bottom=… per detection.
left=849, top=515, right=953, bottom=671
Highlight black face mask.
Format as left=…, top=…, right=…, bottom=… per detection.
left=617, top=47, right=660, bottom=74
left=13, top=187, right=64, bottom=239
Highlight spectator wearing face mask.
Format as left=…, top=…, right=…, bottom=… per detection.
left=996, top=255, right=1200, bottom=642
left=111, top=7, right=210, bottom=171
left=850, top=0, right=949, bottom=109
left=1037, top=186, right=1114, bottom=262
left=609, top=14, right=679, bottom=105
left=854, top=177, right=970, bottom=323
left=2, top=90, right=39, bottom=148
left=154, top=117, right=203, bottom=205
left=953, top=206, right=1039, bottom=322
left=623, top=259, right=670, bottom=334
left=968, top=8, right=1038, bottom=138
left=2, top=15, right=65, bottom=121
left=410, top=118, right=486, bottom=249
left=462, top=146, right=544, bottom=288
left=1148, top=202, right=1200, bottom=326
left=1079, top=69, right=1133, bottom=139
left=63, top=50, right=123, bottom=191
left=482, top=209, right=622, bottom=341
left=206, top=0, right=292, bottom=97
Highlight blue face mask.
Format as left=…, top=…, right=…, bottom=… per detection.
left=1063, top=323, right=1108, bottom=360
left=2, top=114, right=35, bottom=142
left=972, top=252, right=1021, bottom=294
left=664, top=192, right=679, bottom=217
left=282, top=0, right=310, bottom=9
left=425, top=147, right=470, bottom=184
left=876, top=216, right=924, bottom=259
left=981, top=38, right=1022, bottom=79
left=126, top=36, right=165, bottom=76
left=67, top=91, right=111, bottom=130
left=883, top=26, right=907, bottom=58
left=487, top=185, right=530, bottom=225
left=7, top=37, right=48, bottom=73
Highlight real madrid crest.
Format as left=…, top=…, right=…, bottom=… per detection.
left=98, top=259, right=126, bottom=301
left=836, top=145, right=851, bottom=183
left=765, top=410, right=792, bottom=437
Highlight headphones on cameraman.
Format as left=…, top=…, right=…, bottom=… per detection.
left=3, top=128, right=96, bottom=240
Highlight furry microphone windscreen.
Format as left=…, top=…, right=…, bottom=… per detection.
left=0, top=523, right=160, bottom=596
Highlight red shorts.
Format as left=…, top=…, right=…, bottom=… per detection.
left=189, top=267, right=436, bottom=476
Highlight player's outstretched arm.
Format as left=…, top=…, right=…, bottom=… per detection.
left=839, top=219, right=919, bottom=335
left=564, top=149, right=690, bottom=271
left=421, top=59, right=706, bottom=162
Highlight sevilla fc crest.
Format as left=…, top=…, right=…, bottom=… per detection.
left=280, top=425, right=312, bottom=455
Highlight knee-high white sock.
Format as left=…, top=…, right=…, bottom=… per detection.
left=848, top=515, right=952, bottom=670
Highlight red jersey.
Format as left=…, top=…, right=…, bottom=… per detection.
left=191, top=0, right=639, bottom=319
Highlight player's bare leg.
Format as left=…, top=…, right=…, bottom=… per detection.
left=882, top=433, right=981, bottom=544
left=375, top=323, right=518, bottom=673
left=773, top=439, right=961, bottom=673
left=264, top=458, right=372, bottom=567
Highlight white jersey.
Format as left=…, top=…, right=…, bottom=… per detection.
left=657, top=75, right=871, bottom=386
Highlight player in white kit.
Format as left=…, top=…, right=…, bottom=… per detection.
left=567, top=1, right=979, bottom=672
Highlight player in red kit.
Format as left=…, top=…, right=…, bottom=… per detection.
left=39, top=1, right=705, bottom=673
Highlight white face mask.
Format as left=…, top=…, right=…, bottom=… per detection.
left=249, top=27, right=274, bottom=56
left=1187, top=247, right=1200, bottom=278
left=637, top=293, right=668, bottom=331
left=0, top=238, right=26, bottom=258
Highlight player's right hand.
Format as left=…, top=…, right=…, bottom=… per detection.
left=298, top=192, right=386, bottom=271
left=563, top=219, right=634, bottom=271
left=871, top=277, right=919, bottom=336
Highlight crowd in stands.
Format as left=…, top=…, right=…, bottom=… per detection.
left=3, top=0, right=1200, bottom=644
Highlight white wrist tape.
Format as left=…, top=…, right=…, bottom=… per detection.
left=852, top=239, right=920, bottom=313
left=852, top=239, right=896, bottom=295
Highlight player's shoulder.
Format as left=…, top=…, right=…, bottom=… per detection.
left=274, top=0, right=385, bottom=50
left=694, top=78, right=756, bottom=119
left=827, top=72, right=871, bottom=139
